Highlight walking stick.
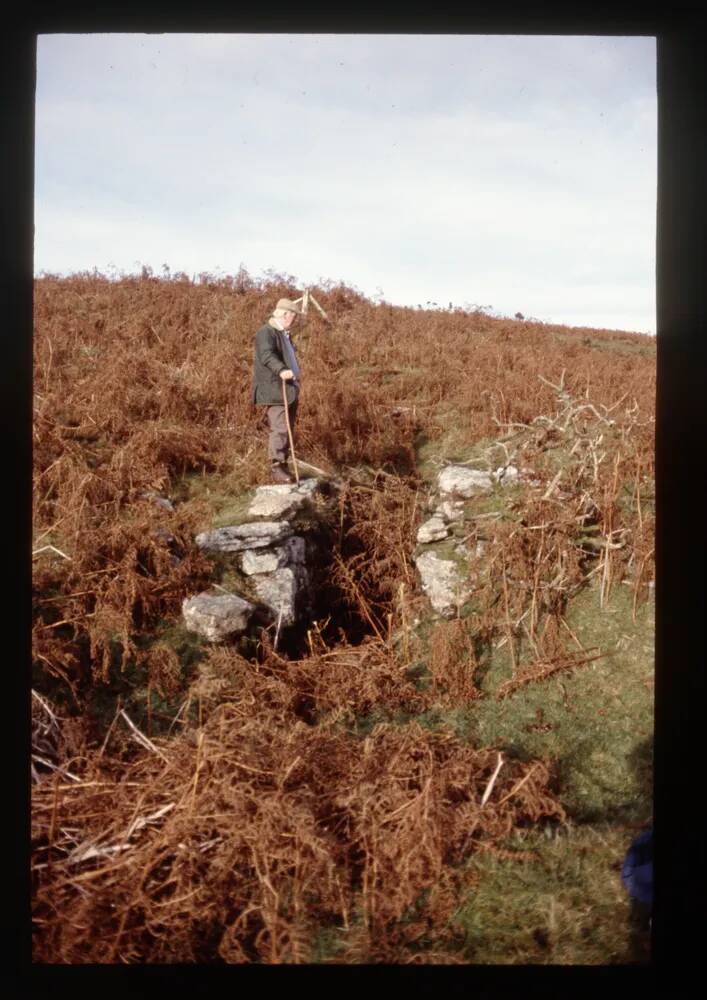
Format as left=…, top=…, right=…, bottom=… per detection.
left=282, top=378, right=300, bottom=484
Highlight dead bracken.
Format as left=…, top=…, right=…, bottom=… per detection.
left=31, top=270, right=655, bottom=963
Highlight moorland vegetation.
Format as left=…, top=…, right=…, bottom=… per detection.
left=31, top=268, right=655, bottom=963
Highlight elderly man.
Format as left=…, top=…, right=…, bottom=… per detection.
left=251, top=297, right=304, bottom=483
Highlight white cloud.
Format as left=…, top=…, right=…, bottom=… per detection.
left=34, top=33, right=656, bottom=333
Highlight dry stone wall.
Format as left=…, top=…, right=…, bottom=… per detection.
left=182, top=478, right=328, bottom=642
left=412, top=462, right=522, bottom=617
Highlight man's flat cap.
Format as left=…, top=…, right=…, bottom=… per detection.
left=275, top=298, right=304, bottom=314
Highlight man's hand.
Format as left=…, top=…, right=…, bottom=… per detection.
left=279, top=369, right=295, bottom=381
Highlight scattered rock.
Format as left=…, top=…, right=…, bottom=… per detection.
left=416, top=516, right=450, bottom=544
left=240, top=535, right=306, bottom=575
left=438, top=465, right=494, bottom=497
left=182, top=592, right=255, bottom=642
left=495, top=465, right=519, bottom=484
left=240, top=549, right=280, bottom=575
left=140, top=491, right=175, bottom=512
left=251, top=566, right=309, bottom=627
left=195, top=521, right=292, bottom=553
left=247, top=478, right=319, bottom=519
left=434, top=499, right=465, bottom=523
left=413, top=550, right=473, bottom=618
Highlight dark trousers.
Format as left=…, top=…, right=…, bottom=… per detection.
left=266, top=400, right=298, bottom=465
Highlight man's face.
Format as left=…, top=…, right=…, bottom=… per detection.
left=281, top=310, right=297, bottom=330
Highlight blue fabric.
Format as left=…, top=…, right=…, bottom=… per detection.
left=281, top=331, right=300, bottom=383
left=622, top=829, right=653, bottom=906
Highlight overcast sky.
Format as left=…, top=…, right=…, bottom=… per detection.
left=34, top=33, right=656, bottom=333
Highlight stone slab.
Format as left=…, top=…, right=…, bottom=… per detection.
left=247, top=478, right=319, bottom=519
left=182, top=591, right=255, bottom=642
left=195, top=521, right=292, bottom=552
left=251, top=566, right=308, bottom=627
left=413, top=550, right=473, bottom=618
left=417, top=516, right=450, bottom=544
left=240, top=535, right=307, bottom=575
left=438, top=465, right=494, bottom=497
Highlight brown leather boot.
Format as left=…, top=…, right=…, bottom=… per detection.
left=270, top=463, right=293, bottom=484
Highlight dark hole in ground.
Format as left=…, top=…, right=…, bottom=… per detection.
left=34, top=474, right=415, bottom=743
left=255, top=482, right=398, bottom=663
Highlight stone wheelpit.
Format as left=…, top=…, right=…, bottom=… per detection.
left=182, top=478, right=336, bottom=652
left=181, top=460, right=532, bottom=654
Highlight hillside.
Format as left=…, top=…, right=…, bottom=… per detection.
left=31, top=270, right=656, bottom=964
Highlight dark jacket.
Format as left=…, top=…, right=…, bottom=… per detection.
left=251, top=321, right=299, bottom=406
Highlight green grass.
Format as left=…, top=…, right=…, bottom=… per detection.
left=576, top=335, right=656, bottom=360
left=173, top=468, right=256, bottom=529
left=416, top=535, right=470, bottom=568
left=304, top=815, right=649, bottom=965
left=81, top=621, right=210, bottom=737
left=361, top=578, right=655, bottom=964
left=415, top=426, right=499, bottom=485
left=148, top=619, right=210, bottom=673
left=417, top=583, right=654, bottom=825
left=454, top=822, right=649, bottom=964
